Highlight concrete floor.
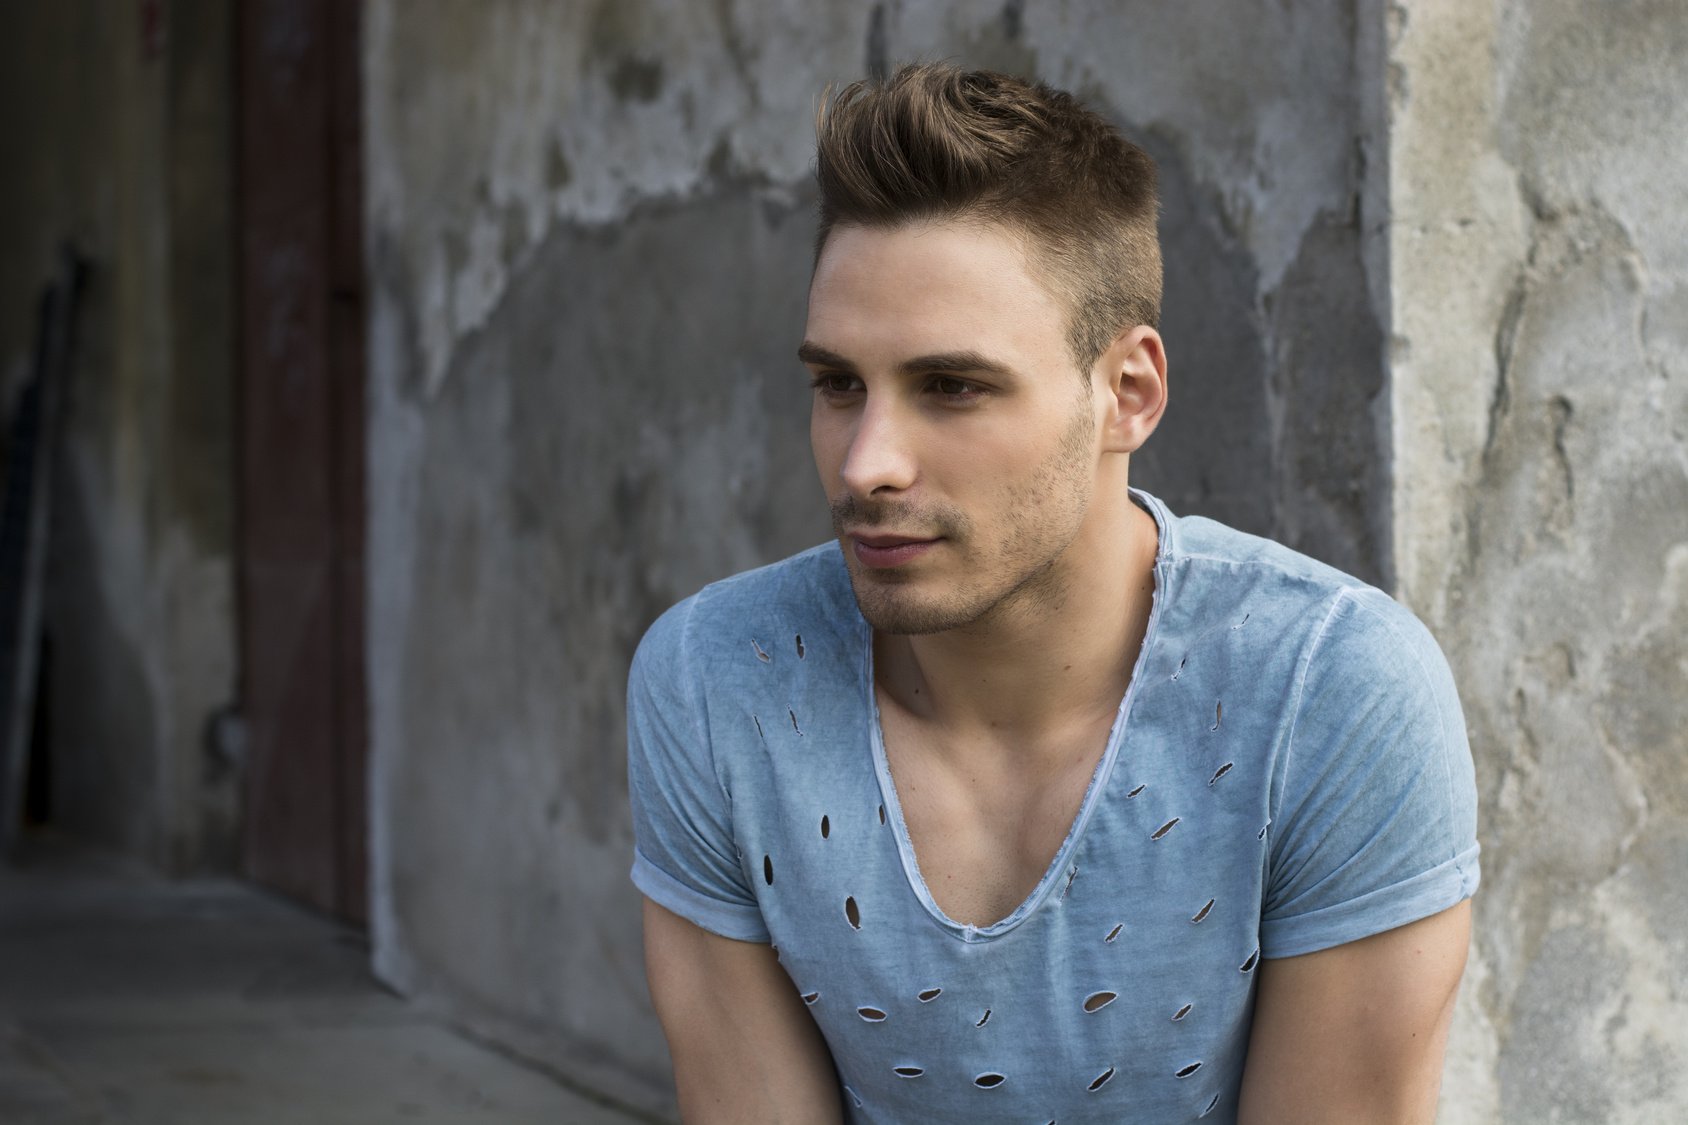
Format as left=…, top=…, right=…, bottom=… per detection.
left=0, top=835, right=657, bottom=1124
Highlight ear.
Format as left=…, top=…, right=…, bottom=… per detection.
left=1094, top=325, right=1167, bottom=454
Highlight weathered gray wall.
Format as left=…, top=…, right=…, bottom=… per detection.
left=1390, top=2, right=1688, bottom=1121
left=364, top=0, right=1384, bottom=1115
left=0, top=2, right=240, bottom=872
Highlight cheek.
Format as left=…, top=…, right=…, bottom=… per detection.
left=809, top=407, right=846, bottom=489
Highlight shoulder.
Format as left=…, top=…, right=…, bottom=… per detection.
left=1137, top=496, right=1379, bottom=687
left=1165, top=508, right=1460, bottom=739
left=1150, top=493, right=1439, bottom=662
left=1138, top=492, right=1463, bottom=747
left=1160, top=503, right=1371, bottom=599
left=632, top=541, right=859, bottom=686
left=1294, top=584, right=1465, bottom=756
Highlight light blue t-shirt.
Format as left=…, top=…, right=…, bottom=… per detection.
left=628, top=491, right=1480, bottom=1124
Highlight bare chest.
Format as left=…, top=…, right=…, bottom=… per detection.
left=878, top=708, right=1116, bottom=928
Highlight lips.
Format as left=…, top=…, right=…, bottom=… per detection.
left=847, top=530, right=940, bottom=569
left=851, top=532, right=933, bottom=548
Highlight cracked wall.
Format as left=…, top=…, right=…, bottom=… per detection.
left=364, top=0, right=1389, bottom=1113
left=1390, top=2, right=1688, bottom=1121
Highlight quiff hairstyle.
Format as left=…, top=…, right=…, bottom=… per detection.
left=814, top=63, right=1162, bottom=373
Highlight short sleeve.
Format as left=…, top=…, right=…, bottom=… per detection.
left=627, top=598, right=770, bottom=942
left=1259, top=588, right=1480, bottom=958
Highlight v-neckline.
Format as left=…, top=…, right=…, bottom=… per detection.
left=858, top=491, right=1172, bottom=943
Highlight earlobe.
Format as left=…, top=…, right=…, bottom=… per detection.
left=1098, top=326, right=1168, bottom=454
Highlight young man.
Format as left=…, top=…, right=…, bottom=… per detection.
left=628, top=64, right=1479, bottom=1124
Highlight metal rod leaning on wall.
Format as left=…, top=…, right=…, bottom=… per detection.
left=0, top=244, right=85, bottom=857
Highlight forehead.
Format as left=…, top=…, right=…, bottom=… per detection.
left=804, top=220, right=1070, bottom=367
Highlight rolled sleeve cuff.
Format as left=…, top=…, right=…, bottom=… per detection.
left=631, top=849, right=771, bottom=943
left=1259, top=841, right=1481, bottom=960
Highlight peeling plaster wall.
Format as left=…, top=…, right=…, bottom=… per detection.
left=364, top=0, right=1386, bottom=1113
left=1389, top=2, right=1688, bottom=1121
left=0, top=1, right=240, bottom=872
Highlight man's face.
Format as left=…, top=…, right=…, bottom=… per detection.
left=801, top=219, right=1103, bottom=635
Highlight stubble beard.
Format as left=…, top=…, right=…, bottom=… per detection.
left=834, top=399, right=1097, bottom=637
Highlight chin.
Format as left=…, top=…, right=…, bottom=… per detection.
left=847, top=578, right=984, bottom=636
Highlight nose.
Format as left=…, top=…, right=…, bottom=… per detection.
left=839, top=396, right=917, bottom=498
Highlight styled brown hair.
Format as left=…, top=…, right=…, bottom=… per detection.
left=814, top=62, right=1162, bottom=372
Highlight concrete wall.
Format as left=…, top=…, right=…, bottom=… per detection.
left=1389, top=2, right=1688, bottom=1121
left=0, top=1, right=239, bottom=872
left=363, top=0, right=1384, bottom=1115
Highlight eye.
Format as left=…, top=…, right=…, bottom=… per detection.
left=809, top=372, right=861, bottom=398
left=928, top=375, right=984, bottom=402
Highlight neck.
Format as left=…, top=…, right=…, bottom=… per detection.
left=875, top=485, right=1159, bottom=753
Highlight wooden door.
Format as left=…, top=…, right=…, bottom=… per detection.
left=235, top=0, right=367, bottom=922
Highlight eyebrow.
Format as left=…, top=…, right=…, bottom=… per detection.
left=796, top=341, right=1017, bottom=379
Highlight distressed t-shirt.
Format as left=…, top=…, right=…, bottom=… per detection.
left=628, top=490, right=1480, bottom=1124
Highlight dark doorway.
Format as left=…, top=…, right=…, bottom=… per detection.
left=235, top=0, right=367, bottom=923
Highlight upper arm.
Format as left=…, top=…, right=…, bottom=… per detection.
left=629, top=605, right=837, bottom=1117
left=644, top=898, right=842, bottom=1124
left=1237, top=899, right=1471, bottom=1125
left=1261, top=592, right=1480, bottom=959
left=628, top=604, right=771, bottom=941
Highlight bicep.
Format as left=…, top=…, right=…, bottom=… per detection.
left=1238, top=899, right=1472, bottom=1125
left=643, top=898, right=843, bottom=1124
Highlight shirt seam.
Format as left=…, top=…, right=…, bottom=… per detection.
left=677, top=589, right=734, bottom=810
left=1342, top=592, right=1467, bottom=876
left=1271, top=588, right=1356, bottom=854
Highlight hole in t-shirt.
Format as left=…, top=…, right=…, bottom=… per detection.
left=802, top=991, right=820, bottom=1005
left=1172, top=655, right=1187, bottom=680
left=845, top=1085, right=862, bottom=1108
left=1061, top=866, right=1079, bottom=898
left=1176, top=1062, right=1203, bottom=1079
left=1210, top=701, right=1222, bottom=731
left=1082, top=991, right=1117, bottom=1013
left=1151, top=817, right=1180, bottom=841
left=1257, top=822, right=1270, bottom=841
left=1202, top=1092, right=1222, bottom=1117
left=821, top=815, right=830, bottom=839
left=893, top=1066, right=925, bottom=1078
left=878, top=804, right=886, bottom=825
left=1240, top=948, right=1260, bottom=973
left=918, top=988, right=942, bottom=1002
left=1191, top=899, right=1214, bottom=924
left=1104, top=923, right=1123, bottom=943
left=1126, top=784, right=1146, bottom=799
left=752, top=639, right=770, bottom=662
left=1172, top=1003, right=1192, bottom=1021
left=763, top=855, right=774, bottom=885
left=974, top=1073, right=1007, bottom=1089
left=789, top=709, right=803, bottom=735
left=1208, top=763, right=1233, bottom=785
left=1233, top=612, right=1250, bottom=629
left=795, top=634, right=805, bottom=658
left=845, top=896, right=861, bottom=929
left=1088, top=1067, right=1115, bottom=1092
left=858, top=1006, right=887, bottom=1022
left=976, top=1009, right=992, bottom=1027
